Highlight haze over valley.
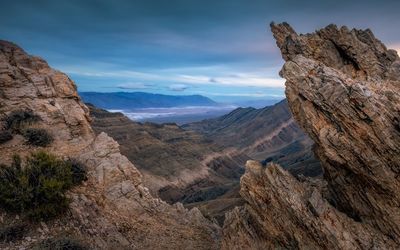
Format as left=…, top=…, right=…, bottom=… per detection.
left=1, top=0, right=399, bottom=249
left=80, top=91, right=283, bottom=124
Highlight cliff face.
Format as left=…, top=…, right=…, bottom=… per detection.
left=0, top=40, right=220, bottom=249
left=222, top=23, right=400, bottom=249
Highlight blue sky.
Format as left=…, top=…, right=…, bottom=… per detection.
left=1, top=0, right=399, bottom=103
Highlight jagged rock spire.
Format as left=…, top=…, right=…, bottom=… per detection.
left=222, top=23, right=400, bottom=249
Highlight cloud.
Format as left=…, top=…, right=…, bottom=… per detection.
left=116, top=82, right=155, bottom=90
left=178, top=74, right=285, bottom=88
left=209, top=77, right=218, bottom=83
left=207, top=92, right=285, bottom=98
left=63, top=67, right=156, bottom=79
left=169, top=84, right=189, bottom=91
left=211, top=75, right=285, bottom=88
left=62, top=65, right=285, bottom=88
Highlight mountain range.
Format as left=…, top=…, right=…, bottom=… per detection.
left=183, top=99, right=321, bottom=177
left=1, top=21, right=399, bottom=249
left=79, top=91, right=218, bottom=109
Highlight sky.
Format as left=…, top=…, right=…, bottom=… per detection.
left=1, top=0, right=400, bottom=103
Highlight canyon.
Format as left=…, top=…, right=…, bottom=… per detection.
left=1, top=21, right=399, bottom=249
left=0, top=38, right=318, bottom=249
left=87, top=100, right=318, bottom=224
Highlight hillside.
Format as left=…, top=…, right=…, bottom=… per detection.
left=183, top=99, right=322, bottom=176
left=87, top=104, right=249, bottom=223
left=86, top=99, right=324, bottom=224
left=80, top=91, right=218, bottom=109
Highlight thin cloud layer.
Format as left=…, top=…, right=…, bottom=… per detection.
left=1, top=0, right=399, bottom=102
left=117, top=82, right=155, bottom=90
left=169, top=84, right=189, bottom=92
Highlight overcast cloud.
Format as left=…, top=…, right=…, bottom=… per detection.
left=1, top=0, right=399, bottom=102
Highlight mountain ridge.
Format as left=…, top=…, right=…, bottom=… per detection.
left=183, top=99, right=322, bottom=177
left=79, top=91, right=219, bottom=109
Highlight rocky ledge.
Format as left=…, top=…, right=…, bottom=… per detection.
left=222, top=23, right=400, bottom=249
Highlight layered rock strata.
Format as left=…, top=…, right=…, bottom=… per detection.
left=222, top=23, right=400, bottom=249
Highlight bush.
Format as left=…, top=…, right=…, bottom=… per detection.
left=0, top=152, right=86, bottom=221
left=33, top=236, right=88, bottom=250
left=0, top=130, right=13, bottom=144
left=23, top=128, right=53, bottom=147
left=0, top=222, right=28, bottom=243
left=66, top=159, right=88, bottom=185
left=5, top=110, right=40, bottom=133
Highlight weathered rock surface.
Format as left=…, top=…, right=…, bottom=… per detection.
left=222, top=23, right=400, bottom=249
left=0, top=40, right=220, bottom=249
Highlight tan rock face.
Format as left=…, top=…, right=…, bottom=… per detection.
left=0, top=40, right=93, bottom=158
left=223, top=162, right=396, bottom=249
left=0, top=40, right=220, bottom=249
left=222, top=23, right=400, bottom=249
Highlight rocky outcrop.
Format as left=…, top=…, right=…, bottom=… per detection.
left=222, top=23, right=400, bottom=249
left=0, top=40, right=220, bottom=249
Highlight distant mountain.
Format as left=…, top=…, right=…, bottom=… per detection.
left=233, top=98, right=283, bottom=108
left=79, top=92, right=218, bottom=109
left=183, top=99, right=322, bottom=177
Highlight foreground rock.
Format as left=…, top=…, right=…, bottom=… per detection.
left=0, top=40, right=220, bottom=249
left=222, top=23, right=400, bottom=249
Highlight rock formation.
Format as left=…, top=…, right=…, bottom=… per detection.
left=0, top=40, right=220, bottom=249
left=222, top=23, right=400, bottom=249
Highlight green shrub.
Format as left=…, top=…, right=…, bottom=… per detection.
left=0, top=222, right=28, bottom=243
left=66, top=159, right=88, bottom=185
left=5, top=110, right=40, bottom=133
left=0, top=152, right=86, bottom=221
left=23, top=128, right=53, bottom=147
left=0, top=130, right=13, bottom=144
left=33, top=236, right=88, bottom=250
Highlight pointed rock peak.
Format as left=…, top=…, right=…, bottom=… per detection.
left=270, top=22, right=297, bottom=50
left=270, top=22, right=400, bottom=80
left=222, top=23, right=400, bottom=249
